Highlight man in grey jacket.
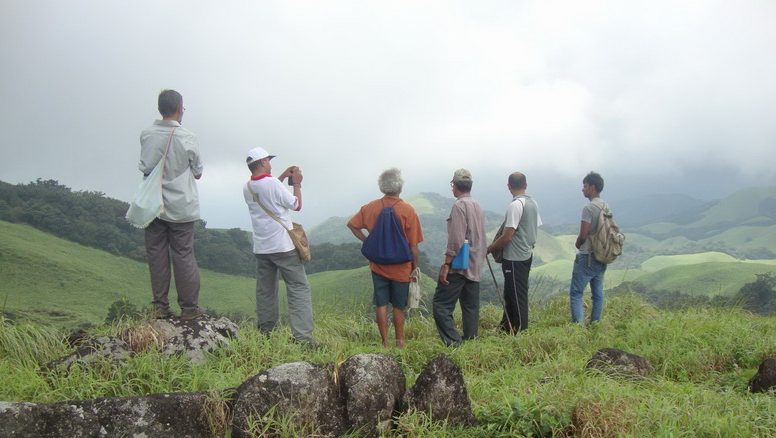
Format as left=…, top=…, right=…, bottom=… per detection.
left=139, top=89, right=204, bottom=320
left=433, top=169, right=487, bottom=346
left=487, top=172, right=541, bottom=333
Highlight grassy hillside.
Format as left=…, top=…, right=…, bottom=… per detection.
left=640, top=251, right=739, bottom=272
left=2, top=295, right=776, bottom=436
left=634, top=261, right=776, bottom=296
left=0, top=220, right=434, bottom=328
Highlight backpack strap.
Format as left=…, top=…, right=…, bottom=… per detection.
left=246, top=182, right=291, bottom=231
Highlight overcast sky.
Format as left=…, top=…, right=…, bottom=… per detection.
left=2, top=0, right=776, bottom=229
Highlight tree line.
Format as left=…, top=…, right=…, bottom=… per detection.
left=0, top=179, right=416, bottom=277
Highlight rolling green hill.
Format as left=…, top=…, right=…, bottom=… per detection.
left=632, top=261, right=776, bottom=296
left=0, top=220, right=434, bottom=328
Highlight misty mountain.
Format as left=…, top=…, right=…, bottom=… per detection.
left=634, top=186, right=776, bottom=240
left=609, top=193, right=707, bottom=228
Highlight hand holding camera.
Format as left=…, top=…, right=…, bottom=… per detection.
left=284, top=166, right=303, bottom=187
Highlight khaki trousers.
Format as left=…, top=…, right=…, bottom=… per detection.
left=145, top=219, right=200, bottom=312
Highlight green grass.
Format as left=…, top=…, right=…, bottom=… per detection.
left=640, top=251, right=739, bottom=272
left=0, top=220, right=434, bottom=328
left=636, top=261, right=776, bottom=296
left=2, top=295, right=776, bottom=436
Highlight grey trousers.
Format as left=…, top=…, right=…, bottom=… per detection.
left=254, top=250, right=315, bottom=343
left=432, top=273, right=480, bottom=346
left=145, top=219, right=200, bottom=312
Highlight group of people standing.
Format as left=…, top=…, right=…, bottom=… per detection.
left=137, top=89, right=610, bottom=350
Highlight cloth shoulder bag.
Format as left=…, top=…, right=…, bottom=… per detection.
left=126, top=128, right=176, bottom=228
left=246, top=182, right=311, bottom=263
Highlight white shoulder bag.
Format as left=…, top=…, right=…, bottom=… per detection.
left=126, top=128, right=175, bottom=228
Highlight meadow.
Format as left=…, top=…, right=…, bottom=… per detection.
left=2, top=294, right=776, bottom=436
left=3, top=217, right=776, bottom=435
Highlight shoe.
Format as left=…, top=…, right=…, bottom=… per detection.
left=292, top=338, right=320, bottom=351
left=153, top=308, right=174, bottom=319
left=180, top=308, right=206, bottom=321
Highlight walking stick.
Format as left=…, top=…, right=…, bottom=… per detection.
left=486, top=254, right=513, bottom=333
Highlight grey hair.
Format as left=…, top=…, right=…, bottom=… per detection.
left=378, top=168, right=404, bottom=195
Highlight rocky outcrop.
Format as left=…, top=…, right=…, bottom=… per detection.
left=44, top=335, right=133, bottom=371
left=0, top=392, right=219, bottom=438
left=339, top=353, right=405, bottom=437
left=8, top=351, right=476, bottom=436
left=44, top=315, right=239, bottom=371
left=148, top=315, right=239, bottom=364
left=586, top=348, right=654, bottom=379
left=403, top=354, right=477, bottom=426
left=231, top=362, right=348, bottom=437
left=749, top=357, right=776, bottom=393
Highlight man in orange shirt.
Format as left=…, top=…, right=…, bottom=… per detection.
left=347, top=168, right=424, bottom=348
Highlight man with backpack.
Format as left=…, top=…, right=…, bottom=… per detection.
left=487, top=172, right=542, bottom=333
left=432, top=169, right=487, bottom=347
left=347, top=168, right=424, bottom=348
left=569, top=171, right=623, bottom=324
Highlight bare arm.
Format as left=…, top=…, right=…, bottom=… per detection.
left=279, top=166, right=303, bottom=211
left=347, top=223, right=367, bottom=242
left=487, top=227, right=516, bottom=253
left=575, top=221, right=591, bottom=249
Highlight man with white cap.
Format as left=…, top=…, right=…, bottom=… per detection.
left=432, top=169, right=487, bottom=346
left=243, top=147, right=316, bottom=347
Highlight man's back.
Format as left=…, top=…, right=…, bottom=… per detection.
left=139, top=120, right=203, bottom=223
left=447, top=195, right=486, bottom=282
left=348, top=196, right=423, bottom=282
left=504, top=195, right=541, bottom=262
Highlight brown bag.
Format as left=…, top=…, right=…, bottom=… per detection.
left=491, top=221, right=505, bottom=263
left=246, top=182, right=312, bottom=263
left=288, top=222, right=312, bottom=262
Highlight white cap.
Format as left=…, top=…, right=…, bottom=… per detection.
left=246, top=147, right=275, bottom=165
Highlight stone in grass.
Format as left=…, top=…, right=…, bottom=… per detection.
left=586, top=348, right=654, bottom=379
left=0, top=392, right=219, bottom=438
left=231, top=361, right=348, bottom=438
left=749, top=357, right=776, bottom=393
left=402, top=353, right=477, bottom=426
left=339, top=353, right=406, bottom=437
left=43, top=314, right=240, bottom=372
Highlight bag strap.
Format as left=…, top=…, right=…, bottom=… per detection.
left=157, top=127, right=176, bottom=214
left=158, top=127, right=176, bottom=174
left=246, top=181, right=291, bottom=231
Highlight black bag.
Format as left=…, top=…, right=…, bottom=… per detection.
left=491, top=221, right=505, bottom=263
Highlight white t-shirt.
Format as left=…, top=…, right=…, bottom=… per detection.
left=244, top=176, right=299, bottom=254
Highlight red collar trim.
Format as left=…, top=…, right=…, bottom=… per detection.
left=251, top=173, right=273, bottom=181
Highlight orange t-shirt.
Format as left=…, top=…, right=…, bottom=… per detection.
left=347, top=196, right=424, bottom=282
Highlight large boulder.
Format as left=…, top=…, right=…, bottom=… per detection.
left=0, top=392, right=220, bottom=437
left=339, top=353, right=405, bottom=437
left=148, top=315, right=239, bottom=364
left=44, top=335, right=133, bottom=371
left=402, top=354, right=477, bottom=426
left=231, top=361, right=348, bottom=437
left=44, top=315, right=239, bottom=371
left=749, top=357, right=776, bottom=393
left=586, top=348, right=654, bottom=379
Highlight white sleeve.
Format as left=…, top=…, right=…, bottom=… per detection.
left=504, top=199, right=524, bottom=229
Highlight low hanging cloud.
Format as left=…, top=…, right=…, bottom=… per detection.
left=1, top=0, right=775, bottom=228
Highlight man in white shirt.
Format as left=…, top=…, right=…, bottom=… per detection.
left=487, top=172, right=542, bottom=333
left=243, top=147, right=316, bottom=347
left=139, top=89, right=204, bottom=320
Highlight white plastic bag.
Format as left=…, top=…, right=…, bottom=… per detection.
left=125, top=163, right=164, bottom=229
left=408, top=267, right=421, bottom=309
